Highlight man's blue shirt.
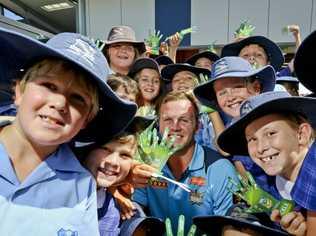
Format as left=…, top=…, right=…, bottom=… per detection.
left=133, top=144, right=238, bottom=234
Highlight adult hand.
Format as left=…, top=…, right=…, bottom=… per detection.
left=271, top=209, right=306, bottom=236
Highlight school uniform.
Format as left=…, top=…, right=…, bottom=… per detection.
left=133, top=144, right=238, bottom=234
left=0, top=143, right=99, bottom=236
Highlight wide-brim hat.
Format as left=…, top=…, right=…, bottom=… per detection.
left=217, top=91, right=316, bottom=156
left=194, top=57, right=276, bottom=109
left=193, top=215, right=287, bottom=235
left=276, top=76, right=299, bottom=84
left=126, top=115, right=156, bottom=134
left=0, top=26, right=137, bottom=143
left=104, top=25, right=146, bottom=54
left=161, top=63, right=211, bottom=82
left=155, top=55, right=174, bottom=66
left=221, top=36, right=284, bottom=71
left=128, top=57, right=160, bottom=79
left=185, top=51, right=219, bottom=66
left=294, top=30, right=316, bottom=93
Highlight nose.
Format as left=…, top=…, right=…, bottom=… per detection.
left=169, top=119, right=181, bottom=132
left=257, top=138, right=269, bottom=154
left=248, top=56, right=256, bottom=64
left=50, top=93, right=67, bottom=114
left=103, top=152, right=120, bottom=169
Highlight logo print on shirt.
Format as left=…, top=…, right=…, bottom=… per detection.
left=189, top=176, right=206, bottom=205
left=57, top=228, right=78, bottom=236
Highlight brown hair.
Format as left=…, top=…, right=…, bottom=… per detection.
left=107, top=74, right=139, bottom=102
left=19, top=58, right=99, bottom=121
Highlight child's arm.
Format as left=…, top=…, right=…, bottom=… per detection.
left=307, top=211, right=316, bottom=236
left=271, top=209, right=306, bottom=236
left=108, top=185, right=136, bottom=220
left=168, top=32, right=181, bottom=63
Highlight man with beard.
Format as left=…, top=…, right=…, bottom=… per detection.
left=132, top=91, right=238, bottom=234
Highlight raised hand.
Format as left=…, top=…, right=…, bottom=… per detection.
left=137, top=122, right=179, bottom=172
left=227, top=172, right=294, bottom=216
left=165, top=215, right=197, bottom=236
left=145, top=29, right=163, bottom=55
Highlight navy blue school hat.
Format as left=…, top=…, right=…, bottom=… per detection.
left=128, top=57, right=160, bottom=79
left=193, top=203, right=287, bottom=236
left=194, top=56, right=276, bottom=109
left=221, top=36, right=284, bottom=71
left=276, top=76, right=299, bottom=84
left=155, top=55, right=174, bottom=66
left=185, top=50, right=219, bottom=67
left=217, top=91, right=316, bottom=155
left=294, top=30, right=316, bottom=93
left=161, top=63, right=211, bottom=82
left=0, top=27, right=137, bottom=143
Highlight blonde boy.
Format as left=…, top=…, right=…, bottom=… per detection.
left=0, top=28, right=136, bottom=235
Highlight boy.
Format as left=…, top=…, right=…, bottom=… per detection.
left=0, top=27, right=137, bottom=235
left=217, top=91, right=312, bottom=235
left=82, top=121, right=163, bottom=236
left=194, top=56, right=276, bottom=181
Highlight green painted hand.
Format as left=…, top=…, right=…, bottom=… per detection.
left=165, top=215, right=197, bottom=236
left=137, top=106, right=156, bottom=117
left=234, top=20, right=255, bottom=38
left=137, top=122, right=179, bottom=172
left=146, top=29, right=163, bottom=55
left=227, top=172, right=294, bottom=216
left=94, top=39, right=106, bottom=51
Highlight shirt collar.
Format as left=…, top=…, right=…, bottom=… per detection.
left=45, top=143, right=86, bottom=173
left=188, top=144, right=204, bottom=171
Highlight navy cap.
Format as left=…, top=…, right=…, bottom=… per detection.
left=128, top=57, right=160, bottom=79
left=221, top=35, right=284, bottom=71
left=185, top=50, right=219, bottom=67
left=276, top=76, right=299, bottom=84
left=161, top=63, right=211, bottom=82
left=294, top=30, right=316, bottom=93
left=0, top=27, right=137, bottom=143
left=218, top=91, right=316, bottom=155
left=155, top=55, right=174, bottom=66
left=194, top=56, right=276, bottom=109
left=194, top=203, right=288, bottom=236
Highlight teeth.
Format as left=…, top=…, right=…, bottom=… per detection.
left=262, top=154, right=277, bottom=163
left=41, top=115, right=56, bottom=124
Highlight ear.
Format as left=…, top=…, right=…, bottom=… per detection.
left=297, top=123, right=313, bottom=146
left=14, top=81, right=23, bottom=107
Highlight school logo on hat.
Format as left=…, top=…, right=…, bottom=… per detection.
left=213, top=59, right=229, bottom=76
left=240, top=100, right=253, bottom=116
left=57, top=228, right=78, bottom=236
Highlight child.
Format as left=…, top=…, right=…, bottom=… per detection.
left=217, top=91, right=313, bottom=235
left=0, top=27, right=137, bottom=235
left=82, top=120, right=163, bottom=236
left=194, top=56, right=276, bottom=182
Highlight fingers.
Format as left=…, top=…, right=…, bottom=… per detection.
left=130, top=163, right=157, bottom=188
left=279, top=211, right=307, bottom=236
left=120, top=200, right=136, bottom=220
left=271, top=209, right=282, bottom=222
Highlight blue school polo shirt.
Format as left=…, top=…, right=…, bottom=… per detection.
left=292, top=141, right=316, bottom=211
left=0, top=143, right=99, bottom=236
left=133, top=144, right=238, bottom=234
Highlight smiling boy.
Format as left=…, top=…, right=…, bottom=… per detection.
left=218, top=91, right=315, bottom=235
left=0, top=27, right=136, bottom=235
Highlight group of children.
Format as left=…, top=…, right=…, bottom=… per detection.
left=0, top=21, right=315, bottom=236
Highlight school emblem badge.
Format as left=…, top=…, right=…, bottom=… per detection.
left=189, top=176, right=206, bottom=205
left=57, top=228, right=78, bottom=236
left=240, top=100, right=253, bottom=116
left=214, top=59, right=229, bottom=77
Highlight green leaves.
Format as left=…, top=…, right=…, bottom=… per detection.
left=137, top=122, right=180, bottom=172
left=234, top=20, right=255, bottom=38
left=145, top=29, right=163, bottom=55
left=165, top=215, right=197, bottom=236
left=227, top=172, right=295, bottom=216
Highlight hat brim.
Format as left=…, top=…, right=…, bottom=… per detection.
left=218, top=96, right=316, bottom=155
left=104, top=40, right=146, bottom=54
left=185, top=51, right=219, bottom=66
left=194, top=65, right=276, bottom=109
left=155, top=55, right=174, bottom=66
left=161, top=63, right=211, bottom=82
left=221, top=36, right=284, bottom=71
left=193, top=216, right=287, bottom=235
left=276, top=77, right=299, bottom=83
left=126, top=116, right=156, bottom=133
left=0, top=27, right=137, bottom=143
left=294, top=30, right=316, bottom=93
left=128, top=58, right=160, bottom=78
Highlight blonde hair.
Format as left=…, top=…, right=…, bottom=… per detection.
left=19, top=58, right=99, bottom=121
left=104, top=133, right=138, bottom=157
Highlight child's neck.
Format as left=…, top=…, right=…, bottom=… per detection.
left=0, top=123, right=58, bottom=182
